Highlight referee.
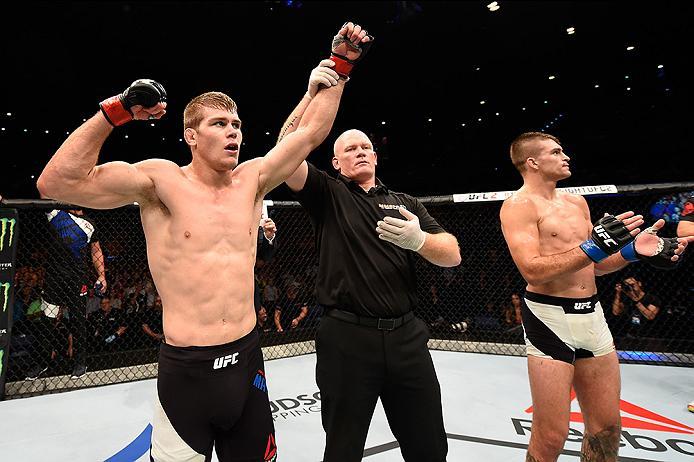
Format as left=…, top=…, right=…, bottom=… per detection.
left=280, top=124, right=461, bottom=460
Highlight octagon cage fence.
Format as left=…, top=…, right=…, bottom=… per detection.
left=1, top=181, right=692, bottom=399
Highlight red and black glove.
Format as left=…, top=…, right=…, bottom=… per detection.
left=329, top=23, right=374, bottom=78
left=99, top=79, right=167, bottom=127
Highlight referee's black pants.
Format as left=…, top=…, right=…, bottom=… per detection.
left=315, top=314, right=447, bottom=462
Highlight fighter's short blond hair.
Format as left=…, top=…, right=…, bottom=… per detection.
left=183, top=92, right=237, bottom=130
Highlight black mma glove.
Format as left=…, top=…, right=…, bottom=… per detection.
left=99, top=79, right=167, bottom=126
left=579, top=215, right=634, bottom=263
left=329, top=22, right=373, bottom=78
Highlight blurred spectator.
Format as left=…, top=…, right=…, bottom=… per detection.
left=144, top=278, right=157, bottom=309
left=85, top=288, right=101, bottom=318
left=263, top=278, right=278, bottom=308
left=274, top=285, right=308, bottom=332
left=503, top=293, right=523, bottom=327
left=474, top=301, right=502, bottom=331
left=678, top=193, right=694, bottom=246
left=611, top=277, right=663, bottom=337
left=141, top=295, right=164, bottom=345
left=40, top=208, right=106, bottom=378
left=110, top=289, right=123, bottom=310
left=91, top=298, right=127, bottom=350
left=254, top=218, right=277, bottom=325
left=256, top=306, right=273, bottom=333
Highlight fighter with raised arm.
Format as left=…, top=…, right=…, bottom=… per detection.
left=37, top=22, right=371, bottom=462
left=499, top=132, right=692, bottom=462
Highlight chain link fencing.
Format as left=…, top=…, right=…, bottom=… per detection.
left=2, top=183, right=692, bottom=399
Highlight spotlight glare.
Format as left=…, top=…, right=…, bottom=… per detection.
left=594, top=84, right=600, bottom=88
left=657, top=64, right=664, bottom=69
left=381, top=121, right=386, bottom=125
left=548, top=75, right=556, bottom=80
left=626, top=46, right=635, bottom=51
left=566, top=27, right=575, bottom=35
left=5, top=112, right=11, bottom=117
left=480, top=100, right=486, bottom=105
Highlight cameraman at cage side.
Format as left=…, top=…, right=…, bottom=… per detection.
left=678, top=194, right=694, bottom=251
left=611, top=276, right=662, bottom=337
left=677, top=194, right=694, bottom=414
left=26, top=208, right=107, bottom=380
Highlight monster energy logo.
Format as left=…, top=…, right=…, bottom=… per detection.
left=0, top=218, right=16, bottom=251
left=1, top=282, right=9, bottom=312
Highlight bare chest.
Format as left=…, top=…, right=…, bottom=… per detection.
left=147, top=176, right=261, bottom=252
left=537, top=199, right=591, bottom=247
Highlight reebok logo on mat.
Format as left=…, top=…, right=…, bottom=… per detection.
left=264, top=433, right=277, bottom=461
left=212, top=352, right=239, bottom=369
left=525, top=389, right=694, bottom=434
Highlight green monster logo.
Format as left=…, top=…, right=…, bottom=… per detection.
left=1, top=282, right=9, bottom=312
left=0, top=218, right=16, bottom=251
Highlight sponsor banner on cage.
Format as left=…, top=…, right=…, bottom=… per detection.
left=0, top=208, right=19, bottom=400
left=453, top=185, right=618, bottom=203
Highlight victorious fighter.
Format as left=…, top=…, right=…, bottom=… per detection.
left=500, top=132, right=692, bottom=462
left=37, top=22, right=371, bottom=462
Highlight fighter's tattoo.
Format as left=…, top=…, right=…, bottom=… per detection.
left=277, top=115, right=299, bottom=143
left=580, top=425, right=621, bottom=462
left=526, top=454, right=541, bottom=462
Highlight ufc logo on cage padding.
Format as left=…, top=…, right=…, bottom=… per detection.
left=594, top=225, right=617, bottom=247
left=213, top=353, right=239, bottom=369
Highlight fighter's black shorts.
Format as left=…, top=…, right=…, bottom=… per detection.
left=521, top=291, right=615, bottom=365
left=150, top=329, right=277, bottom=462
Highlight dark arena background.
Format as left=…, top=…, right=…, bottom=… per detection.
left=0, top=2, right=692, bottom=461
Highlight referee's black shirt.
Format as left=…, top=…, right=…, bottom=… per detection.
left=294, top=163, right=446, bottom=318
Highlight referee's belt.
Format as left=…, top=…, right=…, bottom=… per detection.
left=325, top=309, right=415, bottom=331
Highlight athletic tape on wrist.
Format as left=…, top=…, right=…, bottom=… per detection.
left=619, top=241, right=639, bottom=262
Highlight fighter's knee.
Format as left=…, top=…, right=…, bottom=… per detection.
left=530, top=426, right=570, bottom=456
